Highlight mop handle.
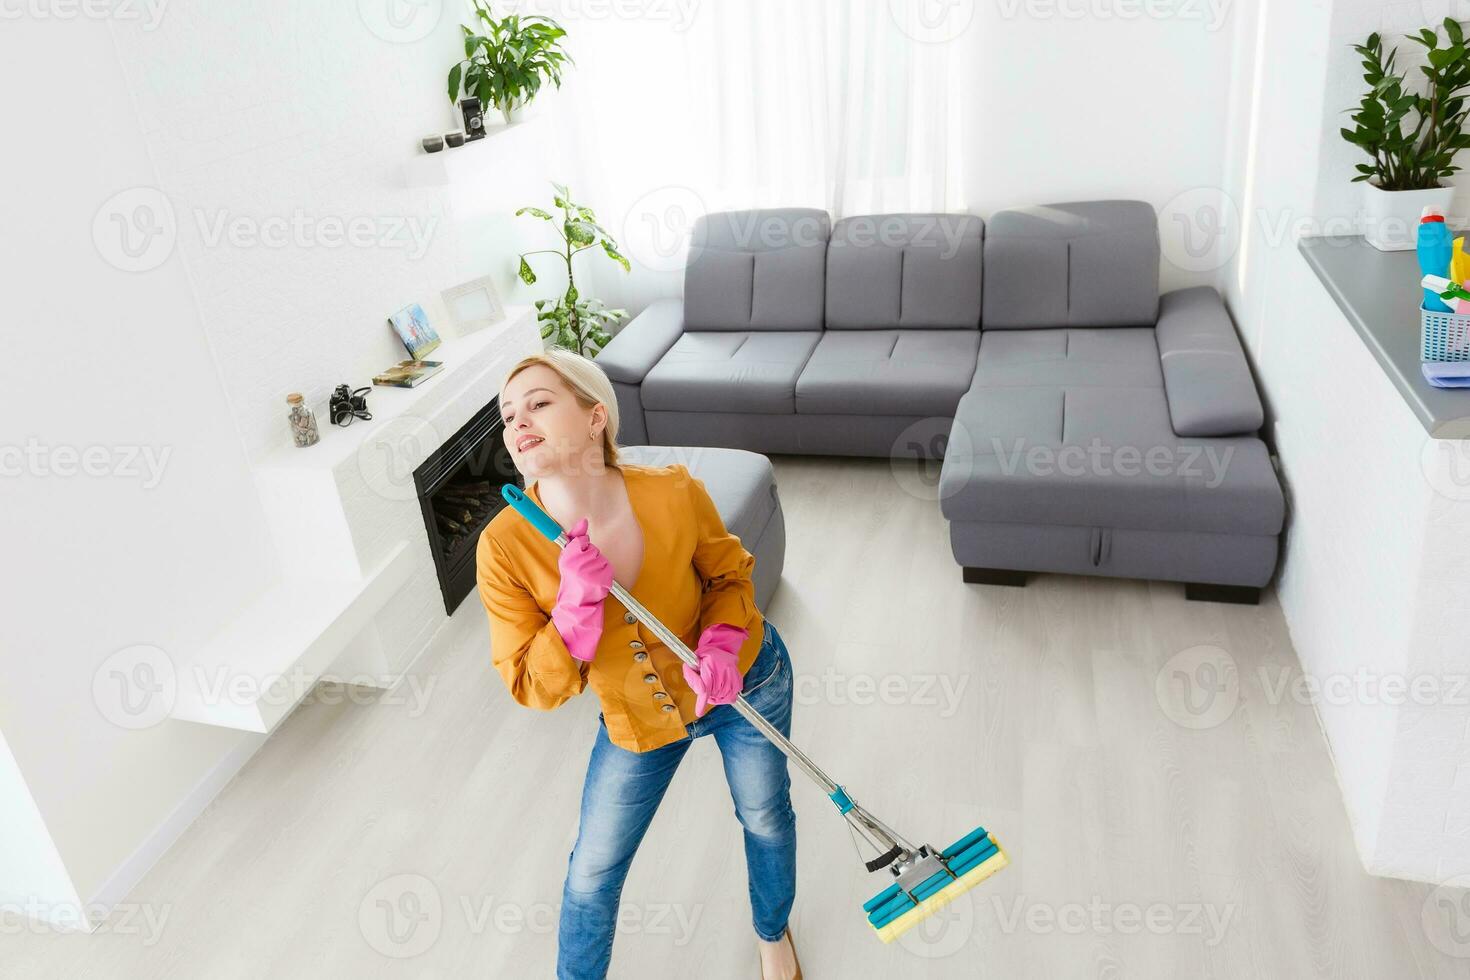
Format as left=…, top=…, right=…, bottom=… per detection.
left=499, top=483, right=911, bottom=858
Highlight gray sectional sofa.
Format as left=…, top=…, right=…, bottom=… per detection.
left=596, top=201, right=1285, bottom=603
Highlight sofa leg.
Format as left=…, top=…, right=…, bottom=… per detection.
left=963, top=567, right=1028, bottom=588
left=1185, top=583, right=1260, bottom=605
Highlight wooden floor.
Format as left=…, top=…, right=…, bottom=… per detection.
left=9, top=456, right=1468, bottom=979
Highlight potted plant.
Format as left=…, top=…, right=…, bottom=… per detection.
left=1343, top=18, right=1470, bottom=250
left=447, top=1, right=572, bottom=125
left=516, top=182, right=631, bottom=357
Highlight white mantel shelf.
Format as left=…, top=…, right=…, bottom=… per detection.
left=402, top=119, right=535, bottom=188
left=254, top=304, right=538, bottom=475
left=172, top=306, right=545, bottom=732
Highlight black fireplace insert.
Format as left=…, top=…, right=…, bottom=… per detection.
left=414, top=400, right=521, bottom=614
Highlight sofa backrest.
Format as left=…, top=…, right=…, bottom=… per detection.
left=824, top=214, right=984, bottom=330
left=684, top=208, right=830, bottom=331
left=982, top=200, right=1160, bottom=329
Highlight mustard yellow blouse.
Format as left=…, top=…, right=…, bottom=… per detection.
left=476, top=461, right=766, bottom=752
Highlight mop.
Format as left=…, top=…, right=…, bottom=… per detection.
left=501, top=485, right=1009, bottom=943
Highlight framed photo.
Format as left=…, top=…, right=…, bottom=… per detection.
left=388, top=302, right=441, bottom=360
left=440, top=275, right=505, bottom=337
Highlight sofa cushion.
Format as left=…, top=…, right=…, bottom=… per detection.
left=982, top=200, right=1160, bottom=329
left=825, top=214, right=983, bottom=329
left=794, top=329, right=982, bottom=416
left=1155, top=287, right=1265, bottom=436
left=685, top=209, right=830, bottom=331
left=938, top=325, right=1283, bottom=537
left=641, top=330, right=823, bottom=414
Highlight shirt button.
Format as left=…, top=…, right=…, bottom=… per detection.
left=629, top=640, right=644, bottom=649
left=633, top=652, right=648, bottom=662
left=643, top=673, right=658, bottom=684
left=624, top=612, right=637, bottom=624
left=660, top=703, right=676, bottom=712
left=653, top=691, right=667, bottom=700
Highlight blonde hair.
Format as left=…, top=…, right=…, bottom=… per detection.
left=501, top=347, right=623, bottom=470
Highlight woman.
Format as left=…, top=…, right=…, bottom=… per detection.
left=476, top=348, right=803, bottom=980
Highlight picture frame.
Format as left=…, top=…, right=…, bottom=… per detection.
left=440, top=275, right=505, bottom=337
left=388, top=302, right=441, bottom=360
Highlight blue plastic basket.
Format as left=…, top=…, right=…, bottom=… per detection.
left=1421, top=303, right=1470, bottom=362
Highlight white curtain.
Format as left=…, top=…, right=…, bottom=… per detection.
left=515, top=0, right=968, bottom=308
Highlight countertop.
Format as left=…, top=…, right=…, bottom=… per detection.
left=1298, top=235, right=1470, bottom=439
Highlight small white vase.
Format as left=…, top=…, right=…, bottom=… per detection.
left=498, top=100, right=526, bottom=125
left=1362, top=182, right=1456, bottom=251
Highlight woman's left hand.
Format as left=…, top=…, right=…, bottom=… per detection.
left=682, top=623, right=749, bottom=716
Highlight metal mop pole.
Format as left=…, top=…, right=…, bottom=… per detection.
left=502, top=485, right=918, bottom=868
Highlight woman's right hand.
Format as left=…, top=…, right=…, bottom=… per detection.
left=550, top=518, right=615, bottom=663
left=555, top=517, right=614, bottom=608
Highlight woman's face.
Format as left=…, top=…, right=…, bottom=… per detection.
left=500, top=364, right=605, bottom=479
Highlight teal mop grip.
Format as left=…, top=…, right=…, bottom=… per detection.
left=500, top=484, right=564, bottom=542
left=829, top=785, right=854, bottom=814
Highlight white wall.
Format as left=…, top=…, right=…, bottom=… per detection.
left=1, top=17, right=282, bottom=923
left=0, top=4, right=563, bottom=926
left=961, top=0, right=1238, bottom=294
left=1219, top=0, right=1470, bottom=882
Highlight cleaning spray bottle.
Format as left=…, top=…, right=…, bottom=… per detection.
left=1419, top=208, right=1454, bottom=313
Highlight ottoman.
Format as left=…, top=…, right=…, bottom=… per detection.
left=615, top=445, right=785, bottom=611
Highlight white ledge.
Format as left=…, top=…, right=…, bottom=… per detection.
left=170, top=541, right=417, bottom=733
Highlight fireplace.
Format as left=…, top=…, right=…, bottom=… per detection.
left=414, top=399, right=521, bottom=614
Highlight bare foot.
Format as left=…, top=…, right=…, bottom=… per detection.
left=757, top=928, right=798, bottom=980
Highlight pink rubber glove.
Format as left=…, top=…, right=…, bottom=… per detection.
left=682, top=623, right=749, bottom=716
left=550, top=517, right=615, bottom=662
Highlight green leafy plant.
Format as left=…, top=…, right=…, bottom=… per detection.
left=447, top=1, right=572, bottom=123
left=1343, top=18, right=1470, bottom=189
left=516, top=182, right=630, bottom=357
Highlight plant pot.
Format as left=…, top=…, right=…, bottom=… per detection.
left=1362, top=182, right=1456, bottom=251
left=496, top=99, right=527, bottom=125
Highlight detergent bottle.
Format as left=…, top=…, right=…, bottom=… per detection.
left=1419, top=208, right=1454, bottom=313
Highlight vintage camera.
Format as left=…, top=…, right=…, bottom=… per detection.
left=460, top=97, right=486, bottom=140
left=330, top=384, right=373, bottom=426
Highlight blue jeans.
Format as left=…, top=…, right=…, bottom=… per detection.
left=556, top=619, right=797, bottom=980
